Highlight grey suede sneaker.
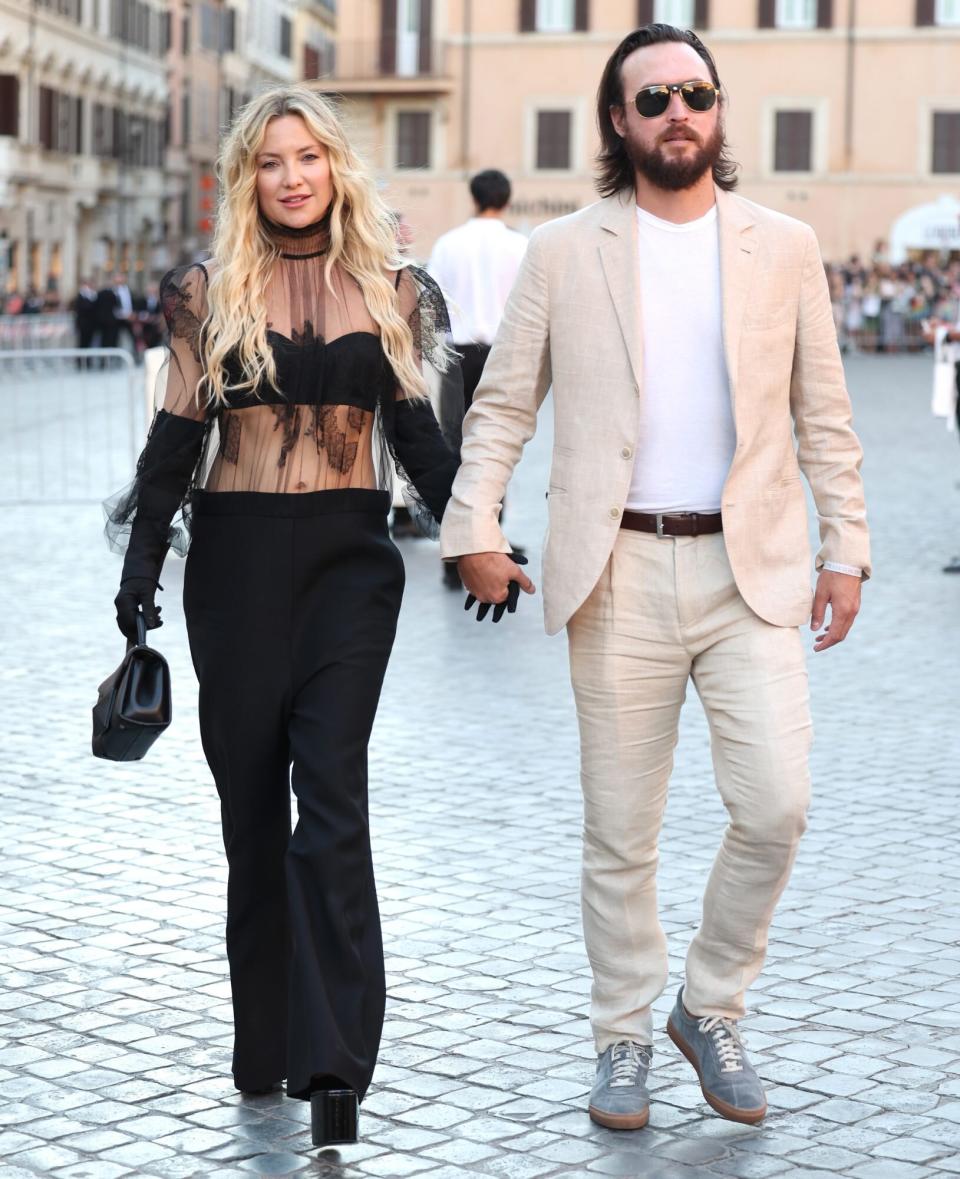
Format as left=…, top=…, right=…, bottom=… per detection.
left=666, top=986, right=767, bottom=1124
left=588, top=1040, right=652, bottom=1130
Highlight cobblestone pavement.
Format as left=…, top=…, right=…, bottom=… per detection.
left=1, top=353, right=958, bottom=1179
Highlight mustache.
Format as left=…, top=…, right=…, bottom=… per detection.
left=659, top=127, right=701, bottom=145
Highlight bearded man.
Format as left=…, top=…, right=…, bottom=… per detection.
left=440, top=23, right=869, bottom=1130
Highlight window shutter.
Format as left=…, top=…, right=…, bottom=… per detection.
left=304, top=44, right=320, bottom=78
left=933, top=112, right=960, bottom=173
left=915, top=0, right=935, bottom=24
left=380, top=0, right=398, bottom=72
left=418, top=0, right=433, bottom=73
left=575, top=0, right=589, bottom=31
left=73, top=96, right=83, bottom=154
left=0, top=76, right=19, bottom=137
left=774, top=110, right=812, bottom=171
left=396, top=110, right=431, bottom=169
left=758, top=0, right=775, bottom=28
left=637, top=0, right=654, bottom=23
left=520, top=0, right=536, bottom=32
left=39, top=86, right=54, bottom=149
left=694, top=0, right=709, bottom=27
left=817, top=0, right=832, bottom=27
left=222, top=8, right=236, bottom=53
left=536, top=110, right=572, bottom=169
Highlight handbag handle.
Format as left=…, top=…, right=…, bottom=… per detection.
left=135, top=612, right=148, bottom=648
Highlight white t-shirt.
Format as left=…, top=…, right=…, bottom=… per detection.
left=626, top=204, right=736, bottom=514
left=427, top=217, right=528, bottom=345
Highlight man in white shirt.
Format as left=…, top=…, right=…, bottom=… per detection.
left=429, top=172, right=528, bottom=584
left=441, top=24, right=869, bottom=1131
left=428, top=170, right=528, bottom=409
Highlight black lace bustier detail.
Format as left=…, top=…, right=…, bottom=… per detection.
left=222, top=329, right=394, bottom=412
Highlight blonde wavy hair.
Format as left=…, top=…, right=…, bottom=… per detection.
left=201, top=85, right=426, bottom=406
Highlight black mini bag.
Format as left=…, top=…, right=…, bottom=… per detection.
left=92, top=614, right=171, bottom=761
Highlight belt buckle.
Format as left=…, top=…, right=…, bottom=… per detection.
left=656, top=512, right=665, bottom=538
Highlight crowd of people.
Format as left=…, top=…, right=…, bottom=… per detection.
left=3, top=241, right=959, bottom=362
left=0, top=274, right=164, bottom=361
left=826, top=243, right=960, bottom=354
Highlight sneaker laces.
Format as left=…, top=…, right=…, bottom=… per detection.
left=609, top=1040, right=651, bottom=1087
left=697, top=1016, right=745, bottom=1073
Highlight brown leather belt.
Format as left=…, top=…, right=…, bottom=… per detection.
left=620, top=510, right=723, bottom=538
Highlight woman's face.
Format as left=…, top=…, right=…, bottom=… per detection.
left=255, top=114, right=333, bottom=228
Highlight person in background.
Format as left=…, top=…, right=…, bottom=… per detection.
left=428, top=170, right=528, bottom=586
left=72, top=278, right=99, bottom=368
left=111, top=272, right=138, bottom=360
left=924, top=307, right=960, bottom=573
left=95, top=281, right=120, bottom=350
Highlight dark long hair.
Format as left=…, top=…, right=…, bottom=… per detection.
left=595, top=24, right=739, bottom=197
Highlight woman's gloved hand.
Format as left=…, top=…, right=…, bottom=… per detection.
left=114, top=578, right=163, bottom=641
left=464, top=553, right=530, bottom=623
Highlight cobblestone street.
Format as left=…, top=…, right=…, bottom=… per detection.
left=1, top=352, right=958, bottom=1178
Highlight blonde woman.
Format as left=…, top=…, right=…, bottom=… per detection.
left=105, top=86, right=461, bottom=1145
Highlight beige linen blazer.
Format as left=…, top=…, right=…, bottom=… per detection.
left=440, top=187, right=871, bottom=636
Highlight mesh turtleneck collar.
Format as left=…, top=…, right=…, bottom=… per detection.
left=261, top=207, right=332, bottom=259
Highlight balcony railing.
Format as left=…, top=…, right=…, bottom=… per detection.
left=306, top=39, right=449, bottom=85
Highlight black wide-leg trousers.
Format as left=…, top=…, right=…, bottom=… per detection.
left=183, top=489, right=403, bottom=1101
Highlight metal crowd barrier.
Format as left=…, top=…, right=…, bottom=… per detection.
left=0, top=347, right=143, bottom=505
left=0, top=314, right=74, bottom=351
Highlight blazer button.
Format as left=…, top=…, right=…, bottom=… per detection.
left=620, top=446, right=632, bottom=459
left=609, top=507, right=620, bottom=519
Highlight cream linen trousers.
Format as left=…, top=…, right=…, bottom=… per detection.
left=567, top=528, right=812, bottom=1050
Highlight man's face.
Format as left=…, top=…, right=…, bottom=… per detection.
left=610, top=42, right=724, bottom=193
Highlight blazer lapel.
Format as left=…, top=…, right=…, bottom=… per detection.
left=598, top=192, right=643, bottom=391
left=716, top=187, right=757, bottom=413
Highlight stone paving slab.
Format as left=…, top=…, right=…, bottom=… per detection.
left=0, top=354, right=959, bottom=1177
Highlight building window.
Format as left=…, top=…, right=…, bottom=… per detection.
left=536, top=109, right=572, bottom=169
left=774, top=110, right=813, bottom=171
left=520, top=0, right=587, bottom=31
left=655, top=0, right=694, bottom=23
left=0, top=76, right=18, bottom=137
left=279, top=16, right=293, bottom=58
left=935, top=0, right=960, bottom=24
left=395, top=110, right=431, bottom=169
left=200, top=3, right=219, bottom=50
left=775, top=0, right=816, bottom=26
left=933, top=112, right=960, bottom=173
left=536, top=0, right=574, bottom=30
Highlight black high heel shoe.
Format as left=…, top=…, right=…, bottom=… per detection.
left=311, top=1088, right=359, bottom=1146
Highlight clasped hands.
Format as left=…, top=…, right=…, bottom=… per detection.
left=457, top=551, right=536, bottom=623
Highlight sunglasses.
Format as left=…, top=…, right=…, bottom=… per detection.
left=633, top=80, right=719, bottom=119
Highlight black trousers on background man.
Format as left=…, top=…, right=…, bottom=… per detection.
left=183, top=488, right=404, bottom=1100
left=455, top=342, right=492, bottom=410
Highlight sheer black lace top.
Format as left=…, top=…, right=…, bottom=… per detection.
left=105, top=214, right=462, bottom=574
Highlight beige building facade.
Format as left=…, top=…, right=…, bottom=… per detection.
left=0, top=0, right=169, bottom=296
left=313, top=0, right=960, bottom=262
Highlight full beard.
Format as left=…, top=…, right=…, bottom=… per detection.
left=627, top=122, right=726, bottom=192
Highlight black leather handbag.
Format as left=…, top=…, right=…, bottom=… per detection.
left=92, top=614, right=171, bottom=761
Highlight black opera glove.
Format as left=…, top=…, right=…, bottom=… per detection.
left=464, top=553, right=529, bottom=623
left=115, top=577, right=163, bottom=641
left=111, top=411, right=206, bottom=637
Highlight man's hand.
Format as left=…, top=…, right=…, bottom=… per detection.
left=810, top=570, right=861, bottom=653
left=457, top=552, right=536, bottom=622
